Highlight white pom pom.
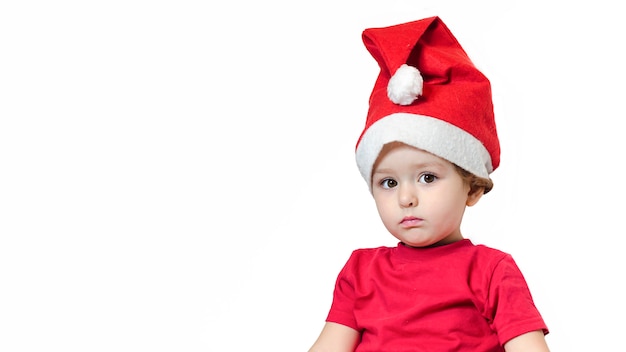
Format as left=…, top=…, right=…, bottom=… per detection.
left=387, top=64, right=423, bottom=105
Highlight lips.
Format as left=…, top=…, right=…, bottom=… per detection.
left=400, top=216, right=423, bottom=228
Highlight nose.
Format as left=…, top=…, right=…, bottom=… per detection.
left=398, top=183, right=418, bottom=208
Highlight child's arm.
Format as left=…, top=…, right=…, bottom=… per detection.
left=503, top=330, right=550, bottom=352
left=308, top=322, right=360, bottom=352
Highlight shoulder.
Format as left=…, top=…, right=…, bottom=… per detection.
left=349, top=245, right=394, bottom=260
left=462, top=242, right=523, bottom=282
left=341, top=246, right=394, bottom=271
left=468, top=243, right=532, bottom=288
left=470, top=242, right=512, bottom=263
left=351, top=245, right=394, bottom=255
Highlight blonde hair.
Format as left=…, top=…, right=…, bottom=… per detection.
left=454, top=165, right=494, bottom=195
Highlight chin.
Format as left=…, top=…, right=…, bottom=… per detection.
left=399, top=235, right=448, bottom=248
left=397, top=237, right=435, bottom=248
left=402, top=241, right=432, bottom=248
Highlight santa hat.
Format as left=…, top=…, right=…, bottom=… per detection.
left=355, top=16, right=500, bottom=189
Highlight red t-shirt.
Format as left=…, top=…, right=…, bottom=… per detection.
left=326, top=239, right=548, bottom=351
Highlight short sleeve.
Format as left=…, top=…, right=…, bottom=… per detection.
left=325, top=251, right=360, bottom=330
left=485, top=254, right=549, bottom=345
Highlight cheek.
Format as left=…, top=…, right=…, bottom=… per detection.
left=374, top=198, right=389, bottom=215
left=442, top=196, right=469, bottom=221
left=428, top=192, right=466, bottom=217
left=374, top=197, right=395, bottom=221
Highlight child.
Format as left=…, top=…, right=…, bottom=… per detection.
left=308, top=16, right=550, bottom=351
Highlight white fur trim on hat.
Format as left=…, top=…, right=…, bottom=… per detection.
left=355, top=113, right=493, bottom=190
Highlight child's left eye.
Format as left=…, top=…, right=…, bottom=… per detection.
left=418, top=173, right=437, bottom=184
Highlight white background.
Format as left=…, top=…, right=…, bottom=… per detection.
left=1, top=1, right=624, bottom=351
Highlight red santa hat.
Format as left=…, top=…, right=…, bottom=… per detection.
left=355, top=16, right=500, bottom=189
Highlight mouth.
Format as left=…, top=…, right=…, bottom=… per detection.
left=400, top=216, right=423, bottom=228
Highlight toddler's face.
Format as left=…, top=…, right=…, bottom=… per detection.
left=371, top=143, right=480, bottom=247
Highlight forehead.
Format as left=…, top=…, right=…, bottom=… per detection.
left=374, top=142, right=449, bottom=169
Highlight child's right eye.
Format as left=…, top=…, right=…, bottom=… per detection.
left=380, top=178, right=398, bottom=189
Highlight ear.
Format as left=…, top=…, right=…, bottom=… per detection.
left=466, top=188, right=484, bottom=207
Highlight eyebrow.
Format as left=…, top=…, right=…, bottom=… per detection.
left=374, top=161, right=443, bottom=174
left=372, top=168, right=395, bottom=175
